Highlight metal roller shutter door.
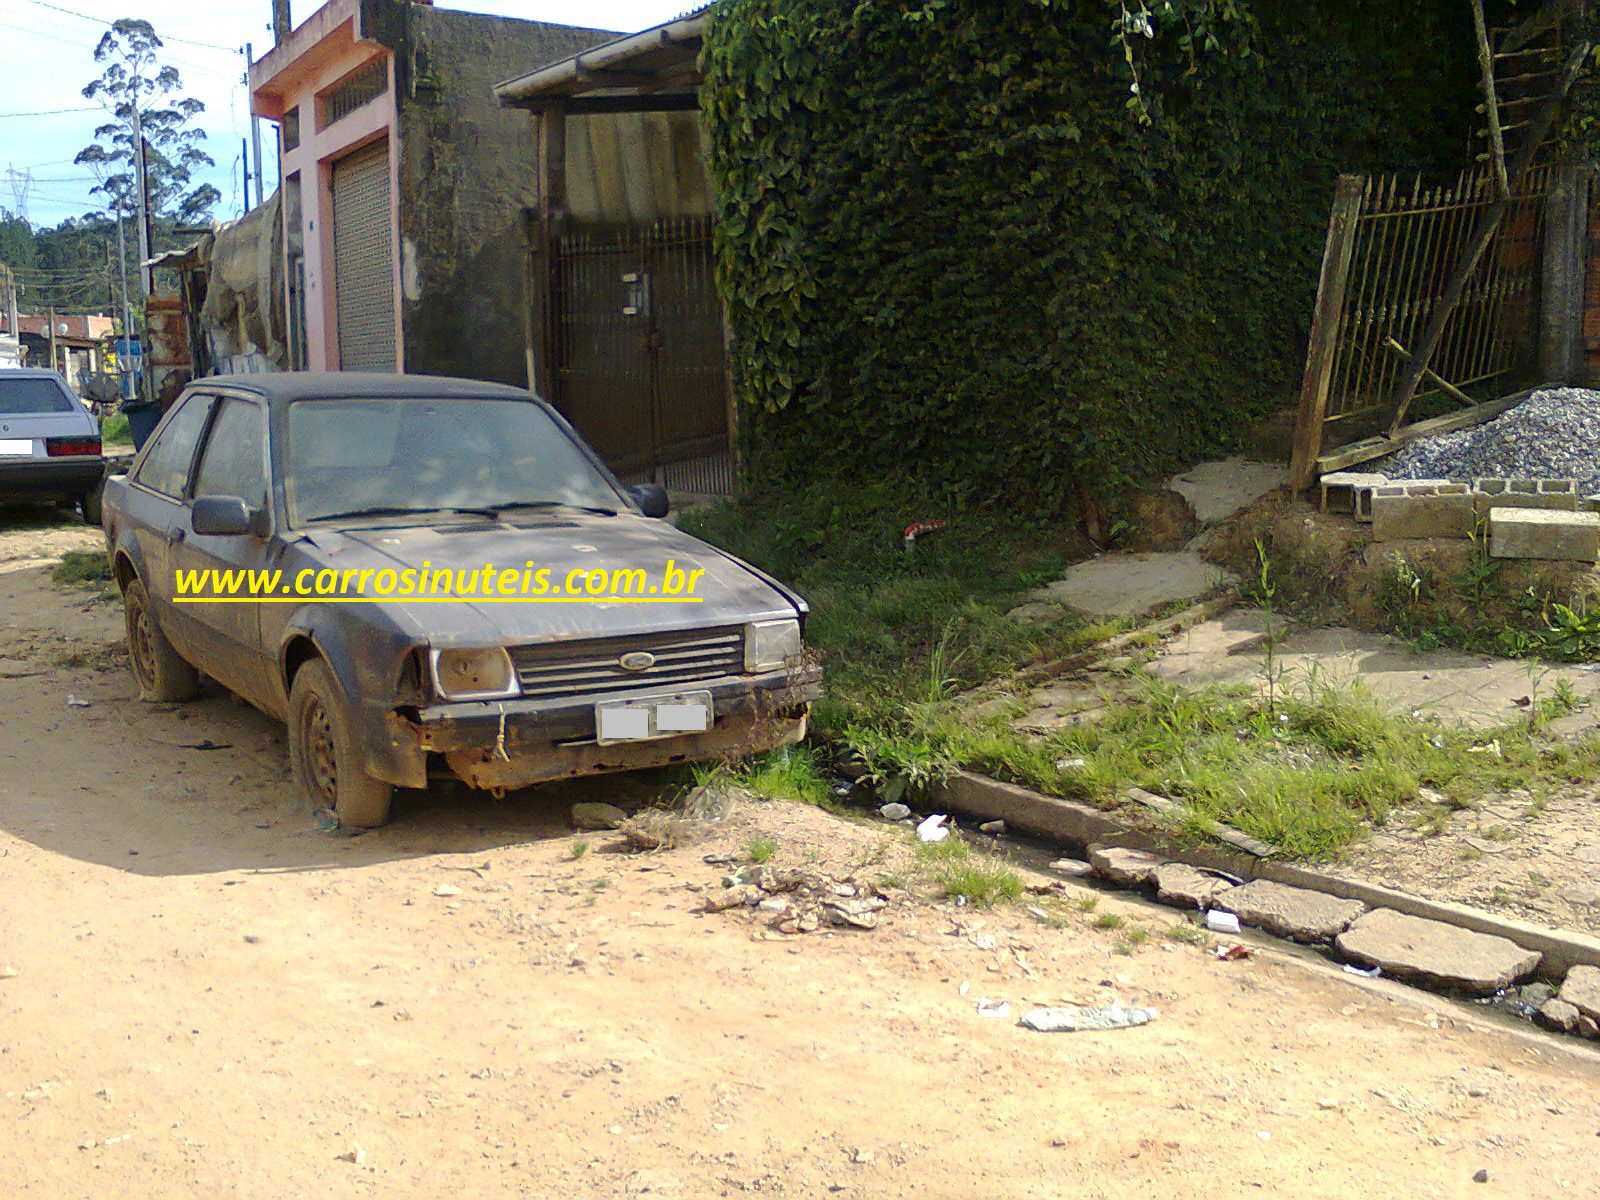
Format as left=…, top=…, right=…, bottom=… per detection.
left=331, top=141, right=396, bottom=371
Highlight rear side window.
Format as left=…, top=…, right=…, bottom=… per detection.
left=193, top=399, right=268, bottom=509
left=133, top=393, right=215, bottom=499
left=0, top=377, right=76, bottom=414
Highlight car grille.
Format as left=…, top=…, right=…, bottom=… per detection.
left=509, top=626, right=744, bottom=701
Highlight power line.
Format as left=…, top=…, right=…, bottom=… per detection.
left=20, top=0, right=241, bottom=52
left=0, top=107, right=101, bottom=119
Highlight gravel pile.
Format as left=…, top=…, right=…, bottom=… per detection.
left=1382, top=387, right=1600, bottom=493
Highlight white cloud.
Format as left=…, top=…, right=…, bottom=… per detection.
left=0, top=0, right=694, bottom=226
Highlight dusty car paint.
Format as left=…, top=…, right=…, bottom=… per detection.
left=101, top=373, right=820, bottom=797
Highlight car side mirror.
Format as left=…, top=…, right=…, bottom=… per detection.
left=629, top=483, right=670, bottom=519
left=191, top=495, right=256, bottom=536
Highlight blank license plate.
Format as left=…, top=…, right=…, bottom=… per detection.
left=0, top=439, right=33, bottom=457
left=595, top=691, right=713, bottom=745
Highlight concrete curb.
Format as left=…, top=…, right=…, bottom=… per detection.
left=932, top=769, right=1600, bottom=980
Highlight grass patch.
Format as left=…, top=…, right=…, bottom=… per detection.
left=907, top=836, right=1023, bottom=908
left=681, top=487, right=1119, bottom=748
left=870, top=671, right=1600, bottom=862
left=568, top=839, right=589, bottom=861
left=726, top=745, right=836, bottom=808
left=746, top=834, right=778, bottom=864
left=1093, top=912, right=1124, bottom=931
left=52, top=550, right=114, bottom=595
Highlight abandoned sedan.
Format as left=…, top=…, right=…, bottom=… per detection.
left=100, top=374, right=820, bottom=829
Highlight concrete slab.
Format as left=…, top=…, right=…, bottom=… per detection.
left=1030, top=551, right=1235, bottom=619
left=1558, top=964, right=1600, bottom=1020
left=1088, top=844, right=1162, bottom=887
left=1168, top=457, right=1287, bottom=527
left=1335, top=908, right=1541, bottom=994
left=1152, top=862, right=1235, bottom=909
left=1151, top=613, right=1599, bottom=730
left=1215, top=879, right=1365, bottom=943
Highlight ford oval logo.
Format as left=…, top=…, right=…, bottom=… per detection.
left=619, top=651, right=656, bottom=672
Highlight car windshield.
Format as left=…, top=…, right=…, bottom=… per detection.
left=285, top=397, right=623, bottom=526
left=0, top=377, right=77, bottom=414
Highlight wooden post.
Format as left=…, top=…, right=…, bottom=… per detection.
left=527, top=105, right=567, bottom=402
left=1472, top=0, right=1510, bottom=200
left=48, top=306, right=58, bottom=377
left=1386, top=41, right=1589, bottom=435
left=1539, top=150, right=1589, bottom=383
left=1289, top=175, right=1365, bottom=492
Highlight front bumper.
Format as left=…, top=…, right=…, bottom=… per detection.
left=373, top=665, right=823, bottom=791
left=0, top=456, right=106, bottom=500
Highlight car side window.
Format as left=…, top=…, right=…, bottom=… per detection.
left=132, top=393, right=215, bottom=499
left=192, top=399, right=268, bottom=510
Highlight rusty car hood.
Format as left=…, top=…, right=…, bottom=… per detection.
left=293, top=512, right=800, bottom=646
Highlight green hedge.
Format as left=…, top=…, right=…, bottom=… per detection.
left=702, top=0, right=1479, bottom=506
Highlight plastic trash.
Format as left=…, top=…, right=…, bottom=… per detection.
left=975, top=998, right=1011, bottom=1019
left=1214, top=944, right=1252, bottom=961
left=66, top=695, right=91, bottom=708
left=916, top=814, right=951, bottom=843
left=1019, top=1004, right=1158, bottom=1033
left=1343, top=963, right=1381, bottom=978
left=1205, top=910, right=1241, bottom=934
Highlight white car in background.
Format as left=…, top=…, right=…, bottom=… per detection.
left=0, top=368, right=106, bottom=523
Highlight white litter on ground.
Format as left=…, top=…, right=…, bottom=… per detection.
left=1382, top=388, right=1600, bottom=492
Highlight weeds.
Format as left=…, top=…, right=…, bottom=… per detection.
left=52, top=550, right=114, bottom=595
left=909, top=837, right=1022, bottom=907
left=730, top=746, right=835, bottom=808
left=1093, top=912, right=1124, bottom=931
left=746, top=835, right=778, bottom=864
left=569, top=840, right=590, bottom=861
left=1166, top=921, right=1207, bottom=945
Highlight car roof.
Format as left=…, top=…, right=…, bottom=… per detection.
left=0, top=369, right=74, bottom=381
left=199, top=372, right=538, bottom=407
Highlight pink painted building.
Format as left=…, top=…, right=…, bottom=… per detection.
left=249, top=0, right=611, bottom=382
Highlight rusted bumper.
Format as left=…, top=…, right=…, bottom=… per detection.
left=378, top=666, right=822, bottom=792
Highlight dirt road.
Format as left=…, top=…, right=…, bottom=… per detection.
left=3, top=506, right=1600, bottom=1199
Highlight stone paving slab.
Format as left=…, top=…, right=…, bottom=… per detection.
left=1215, top=879, right=1365, bottom=943
left=1029, top=551, right=1234, bottom=619
left=1152, top=862, right=1234, bottom=909
left=1336, top=908, right=1541, bottom=995
left=1088, top=844, right=1162, bottom=887
left=1151, top=611, right=1599, bottom=730
left=1558, top=964, right=1600, bottom=1020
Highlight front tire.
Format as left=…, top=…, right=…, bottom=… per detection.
left=123, top=577, right=200, bottom=702
left=288, top=659, right=393, bottom=831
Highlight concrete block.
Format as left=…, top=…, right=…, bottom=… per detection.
left=1472, top=478, right=1579, bottom=517
left=1371, top=483, right=1476, bottom=541
left=1336, top=908, right=1541, bottom=994
left=1582, top=494, right=1600, bottom=514
left=1488, top=508, right=1600, bottom=561
left=1319, top=471, right=1387, bottom=520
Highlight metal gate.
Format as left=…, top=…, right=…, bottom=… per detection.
left=331, top=140, right=396, bottom=371
left=537, top=216, right=732, bottom=495
left=1290, top=163, right=1552, bottom=487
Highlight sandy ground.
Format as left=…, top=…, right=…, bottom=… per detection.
left=5, top=505, right=1600, bottom=1198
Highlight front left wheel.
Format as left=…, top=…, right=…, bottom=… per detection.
left=288, top=659, right=393, bottom=832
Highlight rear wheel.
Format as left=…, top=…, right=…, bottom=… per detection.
left=123, top=577, right=200, bottom=702
left=288, top=659, right=393, bottom=832
left=79, top=483, right=103, bottom=526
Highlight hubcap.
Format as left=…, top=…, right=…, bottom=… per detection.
left=304, top=697, right=338, bottom=804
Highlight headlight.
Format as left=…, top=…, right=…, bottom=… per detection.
left=744, top=618, right=802, bottom=673
left=431, top=647, right=519, bottom=700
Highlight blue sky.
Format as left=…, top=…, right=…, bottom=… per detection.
left=0, top=0, right=693, bottom=227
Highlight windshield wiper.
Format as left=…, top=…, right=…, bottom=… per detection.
left=310, top=505, right=503, bottom=524
left=486, top=500, right=618, bottom=518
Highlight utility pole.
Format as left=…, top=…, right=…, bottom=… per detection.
left=130, top=90, right=152, bottom=298
left=114, top=211, right=134, bottom=399
left=247, top=42, right=266, bottom=209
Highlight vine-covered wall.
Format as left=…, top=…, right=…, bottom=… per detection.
left=701, top=0, right=1485, bottom=505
